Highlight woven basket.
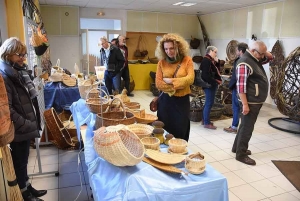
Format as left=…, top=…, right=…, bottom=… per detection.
left=210, top=103, right=225, bottom=119
left=95, top=98, right=135, bottom=128
left=223, top=104, right=233, bottom=116
left=124, top=102, right=140, bottom=109
left=44, top=108, right=76, bottom=149
left=143, top=157, right=188, bottom=175
left=49, top=73, right=62, bottom=82
left=94, top=127, right=145, bottom=166
left=189, top=101, right=202, bottom=122
left=78, top=79, right=99, bottom=99
left=126, top=124, right=154, bottom=139
left=62, top=76, right=77, bottom=87
left=0, top=122, right=14, bottom=147
left=185, top=152, right=206, bottom=174
left=145, top=149, right=185, bottom=165
left=135, top=114, right=158, bottom=124
left=86, top=88, right=110, bottom=114
left=168, top=138, right=187, bottom=154
left=141, top=137, right=160, bottom=150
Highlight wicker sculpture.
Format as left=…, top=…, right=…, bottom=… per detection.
left=269, top=40, right=285, bottom=100
left=275, top=47, right=300, bottom=121
left=226, top=40, right=239, bottom=63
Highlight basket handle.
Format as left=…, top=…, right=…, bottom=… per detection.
left=85, top=86, right=108, bottom=100
left=108, top=97, right=127, bottom=119
left=56, top=59, right=60, bottom=67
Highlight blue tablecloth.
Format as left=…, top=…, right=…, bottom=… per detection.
left=70, top=100, right=229, bottom=201
left=44, top=82, right=81, bottom=113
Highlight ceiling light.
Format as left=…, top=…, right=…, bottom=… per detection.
left=173, top=2, right=185, bottom=6
left=97, top=12, right=105, bottom=16
left=181, top=3, right=197, bottom=6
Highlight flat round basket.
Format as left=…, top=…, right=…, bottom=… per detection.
left=168, top=138, right=187, bottom=154
left=226, top=40, right=239, bottom=61
left=135, top=114, right=158, bottom=124
left=145, top=149, right=186, bottom=165
left=62, top=76, right=77, bottom=87
left=94, top=127, right=145, bottom=166
left=185, top=152, right=206, bottom=174
left=126, top=124, right=154, bottom=139
left=141, top=137, right=160, bottom=150
left=124, top=102, right=140, bottom=109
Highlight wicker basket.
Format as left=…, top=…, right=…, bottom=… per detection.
left=185, top=152, right=206, bottom=174
left=124, top=102, right=140, bottom=109
left=223, top=104, right=233, bottom=116
left=95, top=98, right=135, bottom=128
left=78, top=79, right=99, bottom=99
left=145, top=149, right=185, bottom=165
left=168, top=138, right=187, bottom=154
left=0, top=122, right=14, bottom=147
left=93, top=127, right=145, bottom=166
left=141, top=137, right=160, bottom=150
left=126, top=124, right=154, bottom=139
left=62, top=76, right=77, bottom=87
left=44, top=108, right=76, bottom=149
left=135, top=114, right=158, bottom=124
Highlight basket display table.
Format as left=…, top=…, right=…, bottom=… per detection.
left=70, top=99, right=229, bottom=201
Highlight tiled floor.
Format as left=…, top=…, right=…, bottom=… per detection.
left=28, top=90, right=300, bottom=201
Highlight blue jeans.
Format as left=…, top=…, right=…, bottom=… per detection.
left=231, top=89, right=240, bottom=129
left=203, top=86, right=217, bottom=125
left=104, top=71, right=121, bottom=95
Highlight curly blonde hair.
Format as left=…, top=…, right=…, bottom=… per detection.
left=155, top=33, right=190, bottom=60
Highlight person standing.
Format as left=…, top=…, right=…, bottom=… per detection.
left=155, top=33, right=194, bottom=141
left=200, top=46, right=222, bottom=129
left=224, top=42, right=248, bottom=133
left=99, top=36, right=125, bottom=95
left=0, top=37, right=47, bottom=201
left=232, top=40, right=272, bottom=165
left=117, top=35, right=134, bottom=96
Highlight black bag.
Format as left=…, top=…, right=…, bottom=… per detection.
left=193, top=70, right=211, bottom=88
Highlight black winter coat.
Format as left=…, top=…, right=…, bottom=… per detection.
left=100, top=45, right=125, bottom=75
left=0, top=61, right=40, bottom=142
left=200, top=54, right=221, bottom=88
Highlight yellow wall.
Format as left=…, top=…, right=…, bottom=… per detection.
left=5, top=0, right=24, bottom=41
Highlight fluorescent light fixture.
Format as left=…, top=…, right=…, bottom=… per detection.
left=181, top=3, right=197, bottom=6
left=173, top=2, right=185, bottom=6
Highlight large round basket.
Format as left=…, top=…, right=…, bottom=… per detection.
left=78, top=79, right=99, bottom=99
left=140, top=137, right=160, bottom=150
left=93, top=127, right=145, bottom=166
left=168, top=138, right=187, bottom=154
left=135, top=114, right=158, bottom=124
left=95, top=98, right=135, bottom=128
left=185, top=152, right=206, bottom=174
left=126, top=124, right=154, bottom=139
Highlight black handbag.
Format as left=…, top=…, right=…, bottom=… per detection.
left=193, top=70, right=211, bottom=88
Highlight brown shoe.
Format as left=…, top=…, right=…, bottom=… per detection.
left=232, top=150, right=252, bottom=155
left=224, top=126, right=237, bottom=134
left=236, top=156, right=256, bottom=165
left=204, top=124, right=217, bottom=130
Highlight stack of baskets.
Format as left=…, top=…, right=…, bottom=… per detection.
left=93, top=126, right=145, bottom=166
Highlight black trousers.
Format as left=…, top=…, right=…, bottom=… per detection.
left=157, top=93, right=190, bottom=141
left=232, top=103, right=262, bottom=159
left=10, top=140, right=31, bottom=189
left=120, top=66, right=130, bottom=94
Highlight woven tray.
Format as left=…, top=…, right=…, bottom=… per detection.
left=126, top=124, right=153, bottom=139
left=143, top=157, right=188, bottom=175
left=145, top=149, right=185, bottom=165
left=135, top=114, right=158, bottom=124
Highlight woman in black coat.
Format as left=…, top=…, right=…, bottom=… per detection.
left=0, top=37, right=47, bottom=201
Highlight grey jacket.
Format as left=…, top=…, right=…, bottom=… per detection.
left=0, top=60, right=40, bottom=142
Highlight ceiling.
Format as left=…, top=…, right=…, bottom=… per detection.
left=39, top=0, right=279, bottom=15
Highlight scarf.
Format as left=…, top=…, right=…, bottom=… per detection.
left=166, top=54, right=183, bottom=64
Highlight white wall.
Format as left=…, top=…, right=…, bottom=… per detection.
left=0, top=0, right=8, bottom=42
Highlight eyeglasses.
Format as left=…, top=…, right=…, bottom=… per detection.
left=15, top=53, right=28, bottom=59
left=254, top=49, right=264, bottom=56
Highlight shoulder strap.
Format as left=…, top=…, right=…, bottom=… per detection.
left=173, top=60, right=183, bottom=78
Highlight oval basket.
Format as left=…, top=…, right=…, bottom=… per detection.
left=93, top=127, right=145, bottom=166
left=185, top=152, right=206, bottom=174
left=135, top=114, right=158, bottom=124
left=141, top=137, right=160, bottom=150
left=95, top=98, right=135, bottom=128
left=168, top=138, right=187, bottom=154
left=124, top=102, right=141, bottom=109
left=126, top=124, right=154, bottom=139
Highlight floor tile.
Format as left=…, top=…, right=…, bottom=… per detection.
left=59, top=161, right=83, bottom=174
left=268, top=175, right=296, bottom=192
left=59, top=172, right=85, bottom=188
left=289, top=190, right=300, bottom=199
left=223, top=172, right=246, bottom=188
left=209, top=161, right=230, bottom=174
left=40, top=154, right=59, bottom=165
left=59, top=185, right=89, bottom=201
left=59, top=151, right=80, bottom=163
left=220, top=158, right=249, bottom=171
left=230, top=184, right=266, bottom=201
left=41, top=188, right=59, bottom=201
left=269, top=192, right=300, bottom=201
left=211, top=140, right=233, bottom=149
left=250, top=164, right=282, bottom=178
left=250, top=179, right=286, bottom=197
left=206, top=150, right=233, bottom=161
left=233, top=168, right=265, bottom=183
left=31, top=175, right=59, bottom=190
left=197, top=142, right=221, bottom=152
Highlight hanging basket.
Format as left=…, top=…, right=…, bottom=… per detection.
left=93, top=127, right=145, bottom=166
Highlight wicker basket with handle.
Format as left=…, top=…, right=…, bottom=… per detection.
left=86, top=88, right=110, bottom=114
left=93, top=127, right=145, bottom=166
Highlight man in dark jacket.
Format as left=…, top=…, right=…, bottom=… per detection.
left=231, top=40, right=272, bottom=166
left=0, top=37, right=46, bottom=201
left=224, top=42, right=248, bottom=133
left=99, top=36, right=125, bottom=95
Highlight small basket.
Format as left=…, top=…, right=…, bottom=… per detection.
left=78, top=79, right=99, bottom=99
left=126, top=124, right=154, bottom=139
left=168, top=138, right=187, bottom=154
left=93, top=127, right=145, bottom=166
left=124, top=102, right=140, bottom=109
left=135, top=114, right=158, bottom=124
left=185, top=152, right=206, bottom=174
left=141, top=137, right=160, bottom=150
